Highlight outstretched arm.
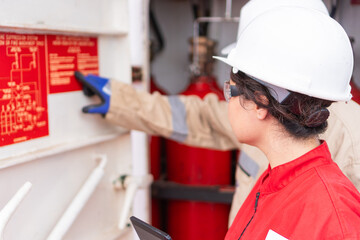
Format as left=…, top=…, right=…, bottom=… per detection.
left=74, top=72, right=238, bottom=150
left=106, top=79, right=238, bottom=151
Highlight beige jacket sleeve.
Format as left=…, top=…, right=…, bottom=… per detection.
left=106, top=80, right=239, bottom=150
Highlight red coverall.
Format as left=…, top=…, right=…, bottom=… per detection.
left=226, top=142, right=360, bottom=240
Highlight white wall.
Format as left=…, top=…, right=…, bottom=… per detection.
left=0, top=0, right=135, bottom=239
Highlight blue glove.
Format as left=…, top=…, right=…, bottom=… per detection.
left=74, top=71, right=111, bottom=115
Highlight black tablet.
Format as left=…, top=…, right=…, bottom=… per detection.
left=130, top=216, right=172, bottom=240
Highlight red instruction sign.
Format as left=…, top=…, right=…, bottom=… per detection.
left=0, top=33, right=49, bottom=146
left=0, top=33, right=99, bottom=147
left=47, top=35, right=99, bottom=94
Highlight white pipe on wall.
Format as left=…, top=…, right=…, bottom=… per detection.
left=47, top=156, right=107, bottom=240
left=225, top=0, right=233, bottom=19
left=128, top=0, right=151, bottom=231
left=118, top=181, right=139, bottom=230
left=116, top=174, right=153, bottom=229
left=0, top=181, right=32, bottom=239
left=129, top=0, right=145, bottom=67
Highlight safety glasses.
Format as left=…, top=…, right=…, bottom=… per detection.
left=223, top=81, right=241, bottom=102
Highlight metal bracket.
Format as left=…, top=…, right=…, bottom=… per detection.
left=151, top=180, right=234, bottom=204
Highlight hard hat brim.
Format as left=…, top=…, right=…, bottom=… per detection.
left=220, top=42, right=236, bottom=55
left=213, top=55, right=232, bottom=66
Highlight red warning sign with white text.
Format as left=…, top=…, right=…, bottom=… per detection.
left=0, top=33, right=49, bottom=146
left=0, top=33, right=99, bottom=147
left=47, top=35, right=99, bottom=94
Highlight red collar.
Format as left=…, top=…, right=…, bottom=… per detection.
left=259, top=141, right=332, bottom=194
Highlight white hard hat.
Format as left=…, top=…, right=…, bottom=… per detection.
left=214, top=7, right=353, bottom=101
left=221, top=0, right=329, bottom=55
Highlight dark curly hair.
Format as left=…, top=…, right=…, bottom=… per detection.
left=230, top=71, right=333, bottom=139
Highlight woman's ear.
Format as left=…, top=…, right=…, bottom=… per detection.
left=254, top=93, right=269, bottom=120
left=256, top=106, right=268, bottom=120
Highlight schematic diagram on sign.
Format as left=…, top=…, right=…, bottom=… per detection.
left=0, top=34, right=49, bottom=146
left=0, top=33, right=98, bottom=147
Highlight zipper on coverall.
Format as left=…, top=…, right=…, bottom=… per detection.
left=238, top=192, right=260, bottom=240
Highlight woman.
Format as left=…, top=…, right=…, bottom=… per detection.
left=215, top=6, right=360, bottom=240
